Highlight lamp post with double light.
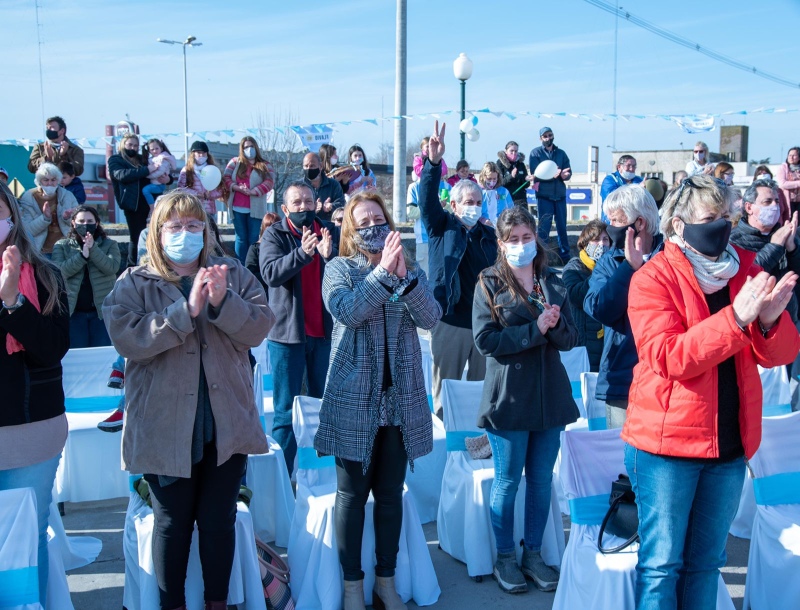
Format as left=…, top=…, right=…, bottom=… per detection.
left=453, top=53, right=473, bottom=161
left=157, top=36, right=202, bottom=159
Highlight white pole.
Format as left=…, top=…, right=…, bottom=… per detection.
left=183, top=43, right=189, bottom=160
left=392, top=0, right=407, bottom=223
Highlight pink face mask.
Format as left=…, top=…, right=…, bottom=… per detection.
left=507, top=152, right=518, bottom=162
left=0, top=217, right=13, bottom=246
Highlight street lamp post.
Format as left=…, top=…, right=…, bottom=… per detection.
left=157, top=36, right=202, bottom=159
left=453, top=53, right=473, bottom=161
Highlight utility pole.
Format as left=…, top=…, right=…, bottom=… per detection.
left=392, top=0, right=408, bottom=223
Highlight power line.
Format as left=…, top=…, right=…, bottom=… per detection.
left=582, top=0, right=800, bottom=90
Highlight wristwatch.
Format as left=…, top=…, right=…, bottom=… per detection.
left=1, top=293, right=25, bottom=312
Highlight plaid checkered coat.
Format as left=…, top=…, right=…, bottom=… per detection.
left=314, top=253, right=442, bottom=468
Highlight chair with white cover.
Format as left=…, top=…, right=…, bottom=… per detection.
left=58, top=346, right=128, bottom=503
left=560, top=346, right=590, bottom=417
left=287, top=396, right=440, bottom=610
left=404, top=414, right=446, bottom=525
left=436, top=379, right=565, bottom=579
left=247, top=435, right=295, bottom=547
left=743, top=411, right=800, bottom=610
left=122, top=483, right=266, bottom=610
left=730, top=365, right=794, bottom=539
left=0, top=487, right=42, bottom=610
left=553, top=429, right=734, bottom=610
left=581, top=372, right=608, bottom=431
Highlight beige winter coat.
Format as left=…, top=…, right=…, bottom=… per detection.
left=102, top=255, right=273, bottom=477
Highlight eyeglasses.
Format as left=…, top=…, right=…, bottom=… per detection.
left=693, top=150, right=705, bottom=154
left=162, top=221, right=205, bottom=234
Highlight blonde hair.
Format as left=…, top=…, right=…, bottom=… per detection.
left=478, top=161, right=500, bottom=188
left=144, top=190, right=215, bottom=282
left=660, top=174, right=736, bottom=238
left=339, top=192, right=413, bottom=270
left=117, top=134, right=141, bottom=167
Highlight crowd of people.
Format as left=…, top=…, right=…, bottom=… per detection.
left=1, top=115, right=800, bottom=610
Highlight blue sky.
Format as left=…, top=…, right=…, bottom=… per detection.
left=2, top=0, right=799, bottom=172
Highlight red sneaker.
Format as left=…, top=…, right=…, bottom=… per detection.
left=97, top=410, right=124, bottom=433
left=108, top=369, right=125, bottom=390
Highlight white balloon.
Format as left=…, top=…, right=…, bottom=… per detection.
left=198, top=165, right=222, bottom=191
left=533, top=159, right=558, bottom=180
left=459, top=118, right=473, bottom=133
left=466, top=129, right=480, bottom=142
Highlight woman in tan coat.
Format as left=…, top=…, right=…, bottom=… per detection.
left=103, top=190, right=273, bottom=610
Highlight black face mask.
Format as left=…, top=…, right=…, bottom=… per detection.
left=46, top=129, right=60, bottom=141
left=75, top=223, right=97, bottom=238
left=541, top=137, right=554, bottom=147
left=125, top=148, right=138, bottom=158
left=682, top=219, right=732, bottom=258
left=288, top=210, right=315, bottom=229
left=606, top=222, right=638, bottom=250
left=304, top=167, right=320, bottom=181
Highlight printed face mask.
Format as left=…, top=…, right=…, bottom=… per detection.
left=585, top=242, right=606, bottom=261
left=682, top=218, right=732, bottom=258
left=504, top=240, right=537, bottom=268
left=355, top=222, right=391, bottom=254
left=458, top=205, right=481, bottom=227
left=757, top=204, right=781, bottom=228
left=162, top=229, right=205, bottom=264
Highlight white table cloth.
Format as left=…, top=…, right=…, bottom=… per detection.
left=247, top=437, right=295, bottom=547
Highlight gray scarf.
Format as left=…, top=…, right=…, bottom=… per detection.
left=670, top=236, right=740, bottom=294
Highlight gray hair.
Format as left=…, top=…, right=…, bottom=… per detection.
left=450, top=179, right=482, bottom=205
left=282, top=181, right=313, bottom=205
left=34, top=162, right=62, bottom=187
left=742, top=179, right=779, bottom=207
left=603, top=184, right=660, bottom=235
left=660, top=174, right=736, bottom=238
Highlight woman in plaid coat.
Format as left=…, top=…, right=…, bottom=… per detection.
left=315, top=191, right=441, bottom=610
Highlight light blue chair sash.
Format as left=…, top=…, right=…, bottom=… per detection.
left=0, top=567, right=38, bottom=606
left=588, top=417, right=607, bottom=431
left=65, top=395, right=121, bottom=413
left=763, top=403, right=792, bottom=418
left=571, top=380, right=582, bottom=400
left=427, top=395, right=434, bottom=413
left=297, top=446, right=335, bottom=470
left=568, top=494, right=609, bottom=525
left=445, top=431, right=485, bottom=452
left=262, top=374, right=274, bottom=392
left=129, top=474, right=143, bottom=493
left=753, top=471, right=800, bottom=506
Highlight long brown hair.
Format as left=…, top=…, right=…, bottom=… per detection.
left=144, top=190, right=216, bottom=283
left=236, top=137, right=272, bottom=180
left=184, top=150, right=218, bottom=190
left=0, top=183, right=64, bottom=315
left=67, top=205, right=108, bottom=243
left=479, top=206, right=549, bottom=323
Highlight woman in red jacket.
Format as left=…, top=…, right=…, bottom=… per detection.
left=622, top=174, right=800, bottom=610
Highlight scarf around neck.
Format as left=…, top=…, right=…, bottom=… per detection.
left=669, top=235, right=739, bottom=294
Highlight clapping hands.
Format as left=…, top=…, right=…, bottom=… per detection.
left=379, top=231, right=406, bottom=278
left=537, top=303, right=560, bottom=335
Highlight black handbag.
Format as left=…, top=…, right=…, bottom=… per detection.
left=597, top=474, right=640, bottom=553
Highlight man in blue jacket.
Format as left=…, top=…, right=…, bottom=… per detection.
left=584, top=185, right=661, bottom=428
left=529, top=127, right=572, bottom=263
left=600, top=155, right=643, bottom=222
left=419, top=122, right=497, bottom=417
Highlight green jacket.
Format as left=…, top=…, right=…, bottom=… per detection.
left=52, top=236, right=120, bottom=318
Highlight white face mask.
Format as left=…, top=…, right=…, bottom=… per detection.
left=619, top=170, right=636, bottom=181
left=351, top=156, right=363, bottom=166
left=330, top=156, right=339, bottom=165
left=458, top=205, right=481, bottom=227
left=757, top=204, right=781, bottom=229
left=485, top=180, right=497, bottom=189
left=243, top=147, right=256, bottom=160
left=695, top=151, right=705, bottom=162
left=42, top=185, right=58, bottom=196
left=194, top=154, right=208, bottom=166
left=504, top=240, right=537, bottom=268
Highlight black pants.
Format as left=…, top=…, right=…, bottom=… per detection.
left=335, top=426, right=408, bottom=581
left=144, top=445, right=246, bottom=609
left=124, top=201, right=150, bottom=267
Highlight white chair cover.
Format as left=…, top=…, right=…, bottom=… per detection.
left=57, top=347, right=128, bottom=503
left=436, top=379, right=565, bottom=577
left=45, top=527, right=74, bottom=610
left=404, top=415, right=446, bottom=524
left=247, top=436, right=295, bottom=547
left=581, top=372, right=608, bottom=430
left=553, top=429, right=734, bottom=610
left=0, top=488, right=41, bottom=610
left=122, top=492, right=267, bottom=610
left=560, top=346, right=590, bottom=416
left=47, top=499, right=102, bottom=571
left=743, top=411, right=800, bottom=610
left=730, top=365, right=794, bottom=539
left=287, top=396, right=440, bottom=610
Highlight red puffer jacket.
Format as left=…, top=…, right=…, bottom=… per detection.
left=621, top=242, right=800, bottom=460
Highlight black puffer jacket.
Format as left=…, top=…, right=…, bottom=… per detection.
left=108, top=153, right=149, bottom=213
left=730, top=219, right=800, bottom=320
left=496, top=151, right=528, bottom=203
left=562, top=254, right=604, bottom=371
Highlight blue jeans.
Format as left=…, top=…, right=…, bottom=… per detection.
left=536, top=197, right=570, bottom=260
left=142, top=183, right=165, bottom=206
left=486, top=426, right=564, bottom=554
left=624, top=444, right=745, bottom=610
left=268, top=338, right=331, bottom=473
left=69, top=310, right=112, bottom=348
left=0, top=453, right=61, bottom=606
left=232, top=211, right=262, bottom=264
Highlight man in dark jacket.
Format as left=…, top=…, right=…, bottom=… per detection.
left=528, top=127, right=572, bottom=263
left=419, top=122, right=497, bottom=417
left=730, top=178, right=800, bottom=321
left=584, top=185, right=661, bottom=428
left=259, top=182, right=337, bottom=472
left=28, top=115, right=85, bottom=177
left=302, top=152, right=344, bottom=223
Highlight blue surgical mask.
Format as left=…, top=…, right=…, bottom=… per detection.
left=504, top=240, right=537, bottom=267
left=459, top=205, right=481, bottom=227
left=163, top=230, right=205, bottom=264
